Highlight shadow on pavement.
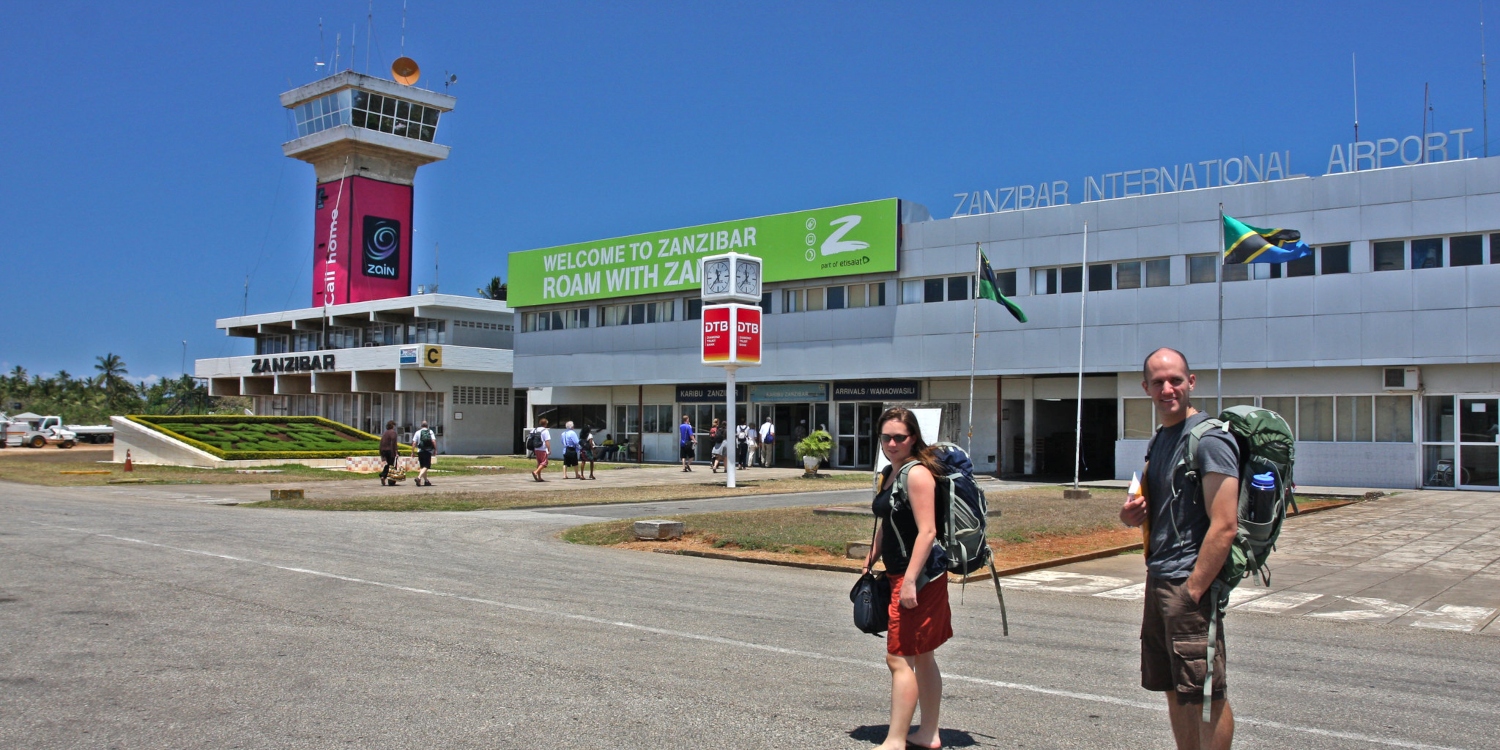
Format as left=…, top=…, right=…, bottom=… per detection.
left=847, top=725, right=982, bottom=746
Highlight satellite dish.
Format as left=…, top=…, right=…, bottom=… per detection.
left=391, top=57, right=420, bottom=85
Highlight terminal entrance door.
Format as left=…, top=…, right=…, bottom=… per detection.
left=1031, top=398, right=1117, bottom=479
left=836, top=402, right=881, bottom=468
left=1458, top=397, right=1498, bottom=488
left=765, top=403, right=829, bottom=467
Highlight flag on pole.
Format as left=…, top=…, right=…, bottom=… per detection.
left=1222, top=214, right=1313, bottom=264
left=978, top=251, right=1027, bottom=323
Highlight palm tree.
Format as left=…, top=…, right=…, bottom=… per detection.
left=94, top=353, right=130, bottom=413
left=477, top=276, right=507, bottom=301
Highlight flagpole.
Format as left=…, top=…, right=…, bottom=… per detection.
left=1073, top=222, right=1087, bottom=492
left=1217, top=203, right=1225, bottom=415
left=967, top=242, right=980, bottom=457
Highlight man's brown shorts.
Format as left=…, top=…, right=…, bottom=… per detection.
left=1141, top=576, right=1226, bottom=703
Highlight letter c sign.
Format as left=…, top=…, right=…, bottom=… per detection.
left=422, top=345, right=443, bottom=368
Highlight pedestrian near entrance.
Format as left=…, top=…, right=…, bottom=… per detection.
left=378, top=420, right=399, bottom=486
left=794, top=419, right=808, bottom=444
left=863, top=406, right=951, bottom=750
left=679, top=414, right=696, bottom=471
left=758, top=416, right=775, bottom=468
left=561, top=421, right=581, bottom=479
left=744, top=423, right=758, bottom=467
left=1120, top=347, right=1239, bottom=750
left=530, top=418, right=551, bottom=482
left=710, top=418, right=725, bottom=473
left=579, top=425, right=598, bottom=480
left=735, top=422, right=750, bottom=469
left=411, top=420, right=437, bottom=487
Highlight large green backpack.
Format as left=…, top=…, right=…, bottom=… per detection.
left=1174, top=404, right=1297, bottom=719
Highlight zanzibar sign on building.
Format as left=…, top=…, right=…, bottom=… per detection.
left=508, top=199, right=899, bottom=307
left=951, top=128, right=1475, bottom=218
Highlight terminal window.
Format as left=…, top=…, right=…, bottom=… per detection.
left=1286, top=253, right=1315, bottom=277
left=1491, top=234, right=1500, bottom=263
left=1058, top=266, right=1082, bottom=294
left=1374, top=240, right=1405, bottom=271
left=924, top=278, right=945, bottom=302
left=1320, top=244, right=1351, bottom=274
left=1188, top=256, right=1217, bottom=284
left=1116, top=262, right=1141, bottom=289
left=1033, top=268, right=1058, bottom=294
left=900, top=280, right=922, bottom=304
left=1411, top=238, right=1443, bottom=269
left=1449, top=235, right=1483, bottom=266
left=1087, top=265, right=1111, bottom=291
left=1143, top=258, right=1170, bottom=287
left=947, top=275, right=970, bottom=301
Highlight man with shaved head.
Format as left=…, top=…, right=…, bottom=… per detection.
left=1120, top=347, right=1240, bottom=749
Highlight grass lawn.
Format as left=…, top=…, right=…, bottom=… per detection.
left=249, top=471, right=871, bottom=511
left=0, top=448, right=633, bottom=487
left=563, top=486, right=1135, bottom=556
left=563, top=486, right=1364, bottom=569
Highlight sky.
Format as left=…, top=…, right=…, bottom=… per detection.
left=2, top=1, right=1493, bottom=381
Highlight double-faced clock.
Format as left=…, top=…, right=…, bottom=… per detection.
left=700, top=252, right=761, bottom=304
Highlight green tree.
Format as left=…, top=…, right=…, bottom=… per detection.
left=477, top=276, right=507, bottom=301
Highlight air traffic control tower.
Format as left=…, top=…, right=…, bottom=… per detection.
left=279, top=65, right=456, bottom=307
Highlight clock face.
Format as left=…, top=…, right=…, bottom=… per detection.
left=704, top=260, right=731, bottom=295
left=735, top=261, right=760, bottom=295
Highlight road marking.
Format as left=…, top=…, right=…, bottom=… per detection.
left=1308, top=596, right=1413, bottom=621
left=1093, top=583, right=1145, bottom=601
left=1234, top=591, right=1323, bottom=614
left=1001, top=570, right=1132, bottom=594
left=1410, top=605, right=1497, bottom=632
left=1227, top=586, right=1270, bottom=607
left=28, top=521, right=1476, bottom=750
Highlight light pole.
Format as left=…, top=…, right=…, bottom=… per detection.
left=181, top=340, right=187, bottom=377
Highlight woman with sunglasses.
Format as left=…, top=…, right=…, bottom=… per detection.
left=863, top=406, right=951, bottom=750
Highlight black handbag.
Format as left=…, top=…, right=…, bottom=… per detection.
left=850, top=572, right=890, bottom=635
left=850, top=519, right=890, bottom=635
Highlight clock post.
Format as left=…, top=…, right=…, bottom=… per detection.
left=699, top=252, right=763, bottom=488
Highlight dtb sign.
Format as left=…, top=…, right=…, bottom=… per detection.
left=701, top=304, right=761, bottom=366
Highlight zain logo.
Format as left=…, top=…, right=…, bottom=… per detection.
left=362, top=216, right=401, bottom=278
left=819, top=214, right=868, bottom=256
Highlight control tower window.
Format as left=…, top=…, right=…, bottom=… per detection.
left=293, top=91, right=352, bottom=138
left=348, top=90, right=439, bottom=143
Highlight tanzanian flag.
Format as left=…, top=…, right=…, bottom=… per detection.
left=1222, top=214, right=1313, bottom=264
left=979, top=251, right=1027, bottom=323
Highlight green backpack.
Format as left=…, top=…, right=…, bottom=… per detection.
left=1174, top=404, right=1297, bottom=718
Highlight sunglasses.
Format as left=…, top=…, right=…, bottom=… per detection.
left=878, top=433, right=912, bottom=445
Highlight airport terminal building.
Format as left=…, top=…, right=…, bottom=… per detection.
left=512, top=151, right=1500, bottom=490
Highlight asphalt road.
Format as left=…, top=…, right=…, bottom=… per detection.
left=3, top=482, right=1497, bottom=749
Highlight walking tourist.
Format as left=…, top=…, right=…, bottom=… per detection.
left=579, top=425, right=598, bottom=479
left=679, top=414, right=696, bottom=471
left=411, top=420, right=437, bottom=487
left=862, top=406, right=951, bottom=750
left=561, top=421, right=582, bottom=479
left=379, top=420, right=399, bottom=486
left=710, top=418, right=725, bottom=473
left=1119, top=347, right=1239, bottom=750
left=529, top=418, right=551, bottom=482
left=734, top=422, right=750, bottom=469
left=758, top=416, right=775, bottom=468
left=744, top=422, right=758, bottom=468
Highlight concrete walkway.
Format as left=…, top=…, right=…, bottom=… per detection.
left=1009, top=489, right=1500, bottom=635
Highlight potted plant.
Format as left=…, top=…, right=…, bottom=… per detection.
left=794, top=429, right=833, bottom=475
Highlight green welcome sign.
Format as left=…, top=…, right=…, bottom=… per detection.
left=507, top=198, right=899, bottom=307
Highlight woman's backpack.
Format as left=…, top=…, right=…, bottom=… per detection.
left=525, top=429, right=543, bottom=451
left=889, top=443, right=1009, bottom=635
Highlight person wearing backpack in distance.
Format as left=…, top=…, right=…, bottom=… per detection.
left=378, top=420, right=399, bottom=486
left=1120, top=348, right=1239, bottom=750
left=757, top=416, right=775, bottom=468
left=560, top=421, right=582, bottom=479
left=528, top=418, right=551, bottom=482
left=411, top=420, right=437, bottom=487
left=862, top=406, right=951, bottom=750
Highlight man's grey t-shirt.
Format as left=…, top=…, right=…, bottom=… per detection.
left=1144, top=411, right=1239, bottom=580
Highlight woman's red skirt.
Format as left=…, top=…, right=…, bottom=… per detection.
left=886, top=573, right=953, bottom=656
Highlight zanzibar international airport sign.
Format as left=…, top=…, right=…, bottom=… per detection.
left=950, top=128, right=1475, bottom=218
left=508, top=199, right=899, bottom=307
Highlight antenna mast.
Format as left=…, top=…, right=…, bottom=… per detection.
left=1485, top=1, right=1491, bottom=157
left=317, top=18, right=325, bottom=75
left=1352, top=53, right=1360, bottom=171
left=1423, top=82, right=1431, bottom=162
left=434, top=242, right=440, bottom=293
left=334, top=32, right=341, bottom=73
left=401, top=0, right=409, bottom=56
left=366, top=1, right=373, bottom=75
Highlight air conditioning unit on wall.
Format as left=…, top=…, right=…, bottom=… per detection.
left=1383, top=367, right=1420, bottom=391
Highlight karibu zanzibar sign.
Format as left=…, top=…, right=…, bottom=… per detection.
left=507, top=199, right=899, bottom=307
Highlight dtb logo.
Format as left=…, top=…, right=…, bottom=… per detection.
left=362, top=216, right=401, bottom=278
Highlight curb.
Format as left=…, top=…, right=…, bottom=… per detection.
left=652, top=548, right=861, bottom=573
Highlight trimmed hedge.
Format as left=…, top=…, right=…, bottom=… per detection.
left=127, top=415, right=383, bottom=460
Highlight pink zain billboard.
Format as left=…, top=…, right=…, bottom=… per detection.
left=311, top=176, right=413, bottom=307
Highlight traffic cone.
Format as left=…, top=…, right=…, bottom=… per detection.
left=124, top=449, right=133, bottom=472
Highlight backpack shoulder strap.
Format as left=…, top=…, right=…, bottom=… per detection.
left=1184, top=417, right=1227, bottom=477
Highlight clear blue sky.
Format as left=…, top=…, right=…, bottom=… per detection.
left=2, top=1, right=1491, bottom=380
